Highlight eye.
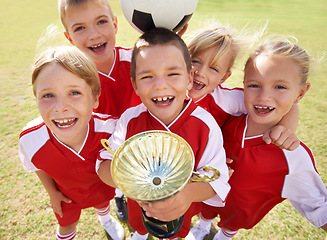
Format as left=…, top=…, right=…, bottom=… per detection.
left=247, top=84, right=259, bottom=88
left=191, top=60, right=200, bottom=65
left=42, top=93, right=54, bottom=98
left=276, top=85, right=287, bottom=89
left=71, top=91, right=81, bottom=96
left=140, top=75, right=152, bottom=80
left=210, top=66, right=219, bottom=73
left=73, top=26, right=84, bottom=33
left=168, top=72, right=181, bottom=77
left=98, top=19, right=109, bottom=25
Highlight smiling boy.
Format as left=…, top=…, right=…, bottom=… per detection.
left=96, top=28, right=230, bottom=239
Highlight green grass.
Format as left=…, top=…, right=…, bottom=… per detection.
left=1, top=0, right=326, bottom=239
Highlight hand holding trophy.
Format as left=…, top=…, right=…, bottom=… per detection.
left=101, top=130, right=220, bottom=238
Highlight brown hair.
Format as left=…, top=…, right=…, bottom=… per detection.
left=131, top=27, right=192, bottom=80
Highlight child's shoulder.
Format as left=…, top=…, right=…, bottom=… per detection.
left=283, top=142, right=317, bottom=172
left=192, top=103, right=221, bottom=131
left=115, top=45, right=133, bottom=62
left=20, top=116, right=46, bottom=138
left=19, top=117, right=50, bottom=158
left=92, top=113, right=118, bottom=134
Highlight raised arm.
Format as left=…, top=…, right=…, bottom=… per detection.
left=263, top=103, right=300, bottom=150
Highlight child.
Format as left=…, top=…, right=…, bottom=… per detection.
left=96, top=27, right=231, bottom=239
left=186, top=39, right=327, bottom=240
left=18, top=46, right=124, bottom=240
left=187, top=25, right=300, bottom=150
left=58, top=0, right=142, bottom=220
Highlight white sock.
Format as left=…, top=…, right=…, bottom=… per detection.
left=131, top=231, right=148, bottom=240
left=197, top=214, right=214, bottom=231
left=56, top=227, right=76, bottom=240
left=115, top=188, right=124, bottom=198
left=213, top=228, right=238, bottom=240
left=95, top=204, right=112, bottom=225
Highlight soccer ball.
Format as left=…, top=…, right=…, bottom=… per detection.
left=119, top=0, right=198, bottom=33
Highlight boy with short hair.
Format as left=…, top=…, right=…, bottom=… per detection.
left=18, top=46, right=124, bottom=240
left=58, top=0, right=142, bottom=219
left=96, top=28, right=231, bottom=239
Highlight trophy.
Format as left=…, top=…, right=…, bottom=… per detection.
left=101, top=130, right=220, bottom=238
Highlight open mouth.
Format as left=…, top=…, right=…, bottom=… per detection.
left=193, top=79, right=205, bottom=90
left=254, top=105, right=275, bottom=114
left=53, top=118, right=77, bottom=128
left=88, top=42, right=106, bottom=53
left=152, top=96, right=174, bottom=106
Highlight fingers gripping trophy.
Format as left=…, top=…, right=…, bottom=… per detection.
left=101, top=130, right=220, bottom=238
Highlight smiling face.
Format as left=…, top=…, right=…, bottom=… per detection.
left=34, top=63, right=99, bottom=152
left=189, top=47, right=232, bottom=101
left=132, top=44, right=193, bottom=126
left=244, top=54, right=310, bottom=134
left=63, top=1, right=117, bottom=74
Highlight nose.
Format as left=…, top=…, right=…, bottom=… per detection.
left=154, top=76, right=169, bottom=90
left=258, top=87, right=271, bottom=101
left=53, top=97, right=69, bottom=113
left=88, top=26, right=101, bottom=40
left=193, top=66, right=205, bottom=78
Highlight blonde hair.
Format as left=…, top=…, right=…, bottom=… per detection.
left=246, top=36, right=311, bottom=84
left=32, top=46, right=101, bottom=98
left=188, top=23, right=261, bottom=72
left=58, top=0, right=115, bottom=31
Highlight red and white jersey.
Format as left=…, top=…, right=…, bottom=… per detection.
left=213, top=114, right=327, bottom=230
left=18, top=114, right=117, bottom=208
left=95, top=46, right=141, bottom=118
left=97, top=100, right=230, bottom=206
left=195, top=84, right=245, bottom=127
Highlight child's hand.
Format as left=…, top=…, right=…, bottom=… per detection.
left=49, top=190, right=72, bottom=217
left=176, top=24, right=188, bottom=37
left=262, top=125, right=300, bottom=151
left=140, top=189, right=191, bottom=222
left=227, top=158, right=234, bottom=177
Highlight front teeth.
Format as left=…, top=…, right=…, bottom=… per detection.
left=54, top=118, right=75, bottom=124
left=255, top=106, right=274, bottom=110
left=153, top=96, right=173, bottom=102
left=194, top=80, right=205, bottom=86
left=54, top=118, right=76, bottom=128
left=91, top=43, right=103, bottom=49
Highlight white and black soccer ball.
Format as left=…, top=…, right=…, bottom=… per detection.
left=119, top=0, right=198, bottom=33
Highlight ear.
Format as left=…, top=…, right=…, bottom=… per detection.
left=220, top=71, right=232, bottom=85
left=294, top=82, right=310, bottom=103
left=113, top=16, right=118, bottom=34
left=186, top=69, right=194, bottom=91
left=93, top=93, right=100, bottom=109
left=64, top=31, right=74, bottom=45
left=131, top=77, right=140, bottom=96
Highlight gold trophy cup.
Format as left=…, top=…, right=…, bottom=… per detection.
left=101, top=130, right=219, bottom=238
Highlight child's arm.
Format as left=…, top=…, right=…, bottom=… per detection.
left=140, top=182, right=215, bottom=222
left=97, top=159, right=117, bottom=188
left=35, top=170, right=71, bottom=217
left=262, top=103, right=300, bottom=150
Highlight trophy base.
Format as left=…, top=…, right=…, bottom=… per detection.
left=141, top=208, right=183, bottom=238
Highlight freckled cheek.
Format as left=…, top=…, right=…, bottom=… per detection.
left=37, top=101, right=52, bottom=117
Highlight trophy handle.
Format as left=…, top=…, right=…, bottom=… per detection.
left=190, top=165, right=220, bottom=183
left=101, top=139, right=116, bottom=155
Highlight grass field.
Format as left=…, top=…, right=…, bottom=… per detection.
left=0, top=0, right=326, bottom=239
